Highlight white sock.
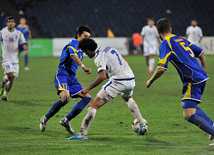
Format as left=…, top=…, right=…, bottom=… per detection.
left=126, top=98, right=144, bottom=126
left=149, top=58, right=155, bottom=71
left=1, top=75, right=9, bottom=88
left=80, top=107, right=97, bottom=136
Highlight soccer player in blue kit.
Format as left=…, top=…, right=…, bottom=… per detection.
left=40, top=25, right=92, bottom=134
left=146, top=18, right=214, bottom=146
left=16, top=18, right=33, bottom=70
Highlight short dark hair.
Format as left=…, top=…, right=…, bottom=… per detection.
left=75, top=25, right=91, bottom=39
left=156, top=18, right=171, bottom=34
left=147, top=17, right=154, bottom=21
left=78, top=38, right=97, bottom=52
left=6, top=16, right=15, bottom=22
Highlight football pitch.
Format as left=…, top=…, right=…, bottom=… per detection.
left=0, top=55, right=214, bottom=155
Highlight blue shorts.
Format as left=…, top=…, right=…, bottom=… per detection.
left=182, top=81, right=206, bottom=103
left=18, top=45, right=28, bottom=52
left=54, top=68, right=83, bottom=97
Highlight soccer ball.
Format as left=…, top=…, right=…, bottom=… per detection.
left=132, top=118, right=148, bottom=135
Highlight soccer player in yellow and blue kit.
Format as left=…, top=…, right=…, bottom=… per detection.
left=16, top=18, right=33, bottom=70
left=40, top=25, right=93, bottom=134
left=147, top=18, right=214, bottom=145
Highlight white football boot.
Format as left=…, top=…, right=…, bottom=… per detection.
left=209, top=123, right=214, bottom=146
left=60, top=118, right=74, bottom=134
left=40, top=116, right=48, bottom=132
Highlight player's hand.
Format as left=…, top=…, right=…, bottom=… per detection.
left=146, top=80, right=153, bottom=88
left=81, top=87, right=90, bottom=94
left=83, top=67, right=91, bottom=74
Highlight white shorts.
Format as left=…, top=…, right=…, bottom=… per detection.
left=2, top=61, right=19, bottom=77
left=97, top=79, right=135, bottom=102
left=144, top=46, right=156, bottom=56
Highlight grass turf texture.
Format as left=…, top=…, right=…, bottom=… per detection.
left=0, top=55, right=214, bottom=155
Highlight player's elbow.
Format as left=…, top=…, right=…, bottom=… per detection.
left=199, top=51, right=205, bottom=59
left=100, top=74, right=107, bottom=81
left=98, top=70, right=107, bottom=80
left=158, top=68, right=166, bottom=73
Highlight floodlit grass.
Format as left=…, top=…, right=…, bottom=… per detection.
left=0, top=55, right=214, bottom=154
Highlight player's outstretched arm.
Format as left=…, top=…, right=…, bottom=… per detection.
left=71, top=54, right=91, bottom=74
left=81, top=70, right=107, bottom=94
left=146, top=67, right=165, bottom=88
left=199, top=51, right=207, bottom=74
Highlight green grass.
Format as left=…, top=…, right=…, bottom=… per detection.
left=0, top=55, right=214, bottom=155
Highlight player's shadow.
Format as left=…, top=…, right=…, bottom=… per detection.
left=7, top=100, right=52, bottom=107
left=5, top=126, right=64, bottom=137
left=89, top=134, right=171, bottom=145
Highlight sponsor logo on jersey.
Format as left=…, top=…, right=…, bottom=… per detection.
left=96, top=62, right=102, bottom=68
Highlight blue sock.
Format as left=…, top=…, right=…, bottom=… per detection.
left=45, top=100, right=64, bottom=119
left=188, top=114, right=214, bottom=136
left=66, top=97, right=91, bottom=121
left=196, top=107, right=213, bottom=126
left=25, top=55, right=28, bottom=67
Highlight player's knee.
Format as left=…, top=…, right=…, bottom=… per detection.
left=122, top=96, right=131, bottom=102
left=83, top=97, right=92, bottom=104
left=183, top=111, right=195, bottom=121
left=89, top=102, right=98, bottom=109
left=7, top=73, right=14, bottom=80
left=61, top=95, right=70, bottom=104
left=183, top=114, right=190, bottom=120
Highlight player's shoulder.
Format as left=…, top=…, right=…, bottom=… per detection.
left=144, top=25, right=149, bottom=29
left=160, top=34, right=178, bottom=49
left=14, top=29, right=22, bottom=35
left=196, top=26, right=202, bottom=30
left=152, top=25, right=157, bottom=29
left=100, top=46, right=113, bottom=53
left=67, top=39, right=78, bottom=48
left=1, top=27, right=7, bottom=32
left=187, top=25, right=192, bottom=29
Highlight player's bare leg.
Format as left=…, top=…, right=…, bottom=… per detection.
left=60, top=92, right=91, bottom=134
left=183, top=108, right=196, bottom=120
left=2, top=72, right=14, bottom=101
left=182, top=102, right=214, bottom=146
left=122, top=96, right=148, bottom=135
left=80, top=96, right=105, bottom=135
left=68, top=95, right=105, bottom=139
left=40, top=90, right=70, bottom=132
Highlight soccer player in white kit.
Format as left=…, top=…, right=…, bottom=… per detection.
left=0, top=17, right=27, bottom=100
left=68, top=38, right=148, bottom=140
left=141, top=18, right=160, bottom=73
left=185, top=20, right=203, bottom=46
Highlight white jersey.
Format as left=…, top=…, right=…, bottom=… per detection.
left=0, top=27, right=26, bottom=63
left=94, top=46, right=134, bottom=80
left=186, top=25, right=203, bottom=46
left=141, top=25, right=158, bottom=47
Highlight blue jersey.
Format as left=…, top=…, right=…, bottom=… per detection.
left=158, top=34, right=208, bottom=84
left=58, top=39, right=83, bottom=75
left=16, top=24, right=30, bottom=40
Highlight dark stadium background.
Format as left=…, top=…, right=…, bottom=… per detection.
left=0, top=0, right=213, bottom=38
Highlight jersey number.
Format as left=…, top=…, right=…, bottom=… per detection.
left=111, top=50, right=122, bottom=65
left=9, top=38, right=14, bottom=43
left=179, top=42, right=194, bottom=57
left=62, top=83, right=67, bottom=89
